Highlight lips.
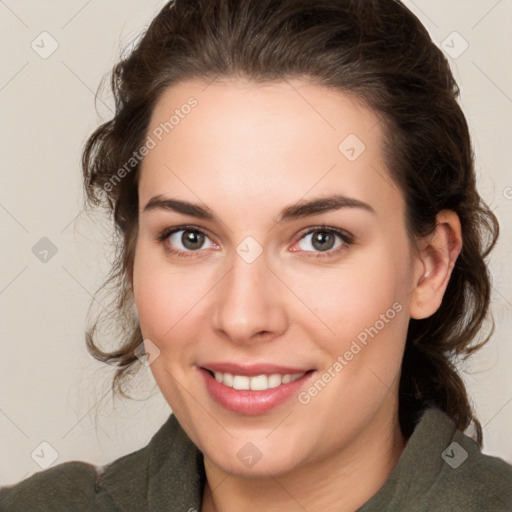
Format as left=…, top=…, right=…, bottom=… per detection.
left=198, top=362, right=315, bottom=415
left=200, top=362, right=313, bottom=376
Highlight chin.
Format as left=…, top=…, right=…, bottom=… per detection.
left=206, top=445, right=303, bottom=478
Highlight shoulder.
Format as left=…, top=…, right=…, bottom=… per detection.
left=407, top=408, right=512, bottom=511
left=427, top=423, right=512, bottom=511
left=0, top=427, right=153, bottom=511
left=0, top=460, right=116, bottom=512
left=360, top=407, right=512, bottom=512
left=0, top=413, right=204, bottom=512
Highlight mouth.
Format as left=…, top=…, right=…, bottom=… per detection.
left=198, top=365, right=316, bottom=415
left=203, top=368, right=311, bottom=390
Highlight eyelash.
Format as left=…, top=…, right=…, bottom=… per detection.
left=156, top=224, right=354, bottom=259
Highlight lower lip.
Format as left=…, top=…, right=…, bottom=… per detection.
left=199, top=367, right=314, bottom=415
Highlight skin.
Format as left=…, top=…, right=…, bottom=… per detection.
left=132, top=78, right=462, bottom=512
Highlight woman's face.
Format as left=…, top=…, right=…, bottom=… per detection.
left=133, top=78, right=423, bottom=476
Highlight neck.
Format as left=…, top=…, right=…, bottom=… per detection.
left=201, top=402, right=406, bottom=512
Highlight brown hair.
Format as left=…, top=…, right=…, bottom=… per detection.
left=82, top=0, right=498, bottom=445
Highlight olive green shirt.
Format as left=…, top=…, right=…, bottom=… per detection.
left=1, top=408, right=511, bottom=511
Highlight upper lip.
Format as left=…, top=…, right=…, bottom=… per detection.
left=200, top=362, right=314, bottom=376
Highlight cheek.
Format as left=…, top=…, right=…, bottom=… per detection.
left=297, top=250, right=409, bottom=340
left=132, top=244, right=202, bottom=412
left=133, top=243, right=185, bottom=343
left=132, top=242, right=218, bottom=352
left=294, top=239, right=413, bottom=391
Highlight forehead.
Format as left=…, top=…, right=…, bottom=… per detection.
left=138, top=78, right=402, bottom=219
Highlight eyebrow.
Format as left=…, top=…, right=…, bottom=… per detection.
left=142, top=193, right=376, bottom=222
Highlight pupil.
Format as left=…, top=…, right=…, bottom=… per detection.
left=183, top=231, right=204, bottom=250
left=313, top=231, right=334, bottom=251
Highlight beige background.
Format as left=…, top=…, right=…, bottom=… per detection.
left=1, top=0, right=511, bottom=484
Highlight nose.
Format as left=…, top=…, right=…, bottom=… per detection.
left=211, top=249, right=289, bottom=345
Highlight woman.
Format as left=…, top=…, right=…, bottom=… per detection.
left=1, top=0, right=511, bottom=510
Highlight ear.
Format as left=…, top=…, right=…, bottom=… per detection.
left=409, top=210, right=463, bottom=320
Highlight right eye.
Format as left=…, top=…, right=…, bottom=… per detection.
left=157, top=226, right=218, bottom=258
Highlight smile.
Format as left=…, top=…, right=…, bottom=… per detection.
left=199, top=365, right=315, bottom=415
left=211, top=371, right=307, bottom=391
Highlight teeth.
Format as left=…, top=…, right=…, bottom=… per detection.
left=268, top=374, right=282, bottom=388
left=233, top=375, right=250, bottom=390
left=250, top=374, right=267, bottom=391
left=211, top=371, right=306, bottom=391
left=222, top=372, right=234, bottom=387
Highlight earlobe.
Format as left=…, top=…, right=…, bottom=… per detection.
left=410, top=210, right=462, bottom=320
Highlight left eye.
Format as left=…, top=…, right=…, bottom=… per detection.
left=295, top=228, right=350, bottom=254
